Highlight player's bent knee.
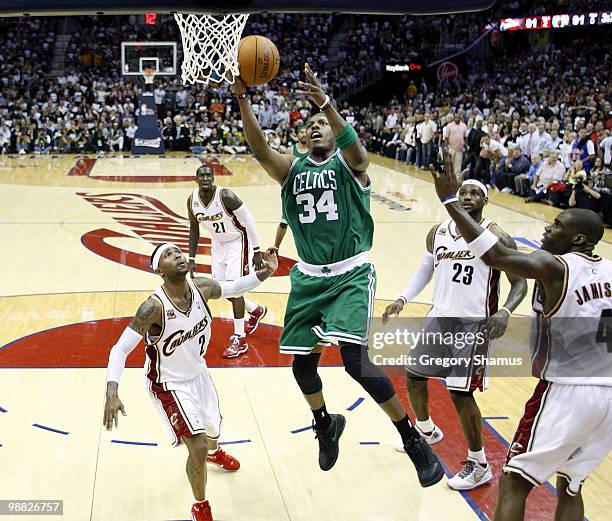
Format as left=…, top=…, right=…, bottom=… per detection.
left=292, top=353, right=323, bottom=395
left=185, top=433, right=209, bottom=460
left=340, top=344, right=395, bottom=403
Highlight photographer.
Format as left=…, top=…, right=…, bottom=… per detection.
left=568, top=177, right=601, bottom=212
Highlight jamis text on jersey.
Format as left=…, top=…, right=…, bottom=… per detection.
left=292, top=169, right=338, bottom=195
left=196, top=212, right=223, bottom=222
left=161, top=317, right=209, bottom=356
left=575, top=281, right=612, bottom=306
left=435, top=246, right=476, bottom=263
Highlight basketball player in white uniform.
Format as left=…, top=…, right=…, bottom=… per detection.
left=103, top=243, right=278, bottom=521
left=384, top=179, right=527, bottom=490
left=432, top=154, right=612, bottom=521
left=188, top=165, right=267, bottom=359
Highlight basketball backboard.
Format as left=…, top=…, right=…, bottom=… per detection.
left=121, top=42, right=177, bottom=76
left=0, top=0, right=495, bottom=16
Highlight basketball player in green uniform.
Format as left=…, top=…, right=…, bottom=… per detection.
left=232, top=64, right=443, bottom=487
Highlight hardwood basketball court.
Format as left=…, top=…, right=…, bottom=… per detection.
left=0, top=152, right=610, bottom=520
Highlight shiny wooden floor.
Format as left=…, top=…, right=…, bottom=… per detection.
left=0, top=152, right=610, bottom=521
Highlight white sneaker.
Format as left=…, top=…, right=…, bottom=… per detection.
left=394, top=424, right=444, bottom=452
left=501, top=187, right=513, bottom=193
left=447, top=458, right=492, bottom=490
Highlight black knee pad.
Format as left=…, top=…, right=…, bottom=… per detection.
left=292, top=353, right=322, bottom=395
left=340, top=344, right=395, bottom=403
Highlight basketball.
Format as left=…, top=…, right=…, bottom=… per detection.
left=237, top=35, right=280, bottom=86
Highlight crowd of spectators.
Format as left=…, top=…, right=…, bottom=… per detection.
left=1, top=7, right=611, bottom=220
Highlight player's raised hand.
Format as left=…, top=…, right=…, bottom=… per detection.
left=188, top=258, right=197, bottom=278
left=252, top=251, right=264, bottom=270
left=103, top=395, right=126, bottom=431
left=261, top=249, right=279, bottom=276
left=231, top=74, right=247, bottom=96
left=382, top=299, right=404, bottom=324
left=430, top=147, right=460, bottom=202
left=296, top=63, right=326, bottom=108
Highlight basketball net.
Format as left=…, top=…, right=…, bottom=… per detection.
left=143, top=66, right=156, bottom=85
left=174, top=13, right=249, bottom=85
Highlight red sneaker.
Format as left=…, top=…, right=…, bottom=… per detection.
left=222, top=335, right=248, bottom=358
left=245, top=304, right=267, bottom=335
left=207, top=448, right=241, bottom=471
left=191, top=500, right=213, bottom=521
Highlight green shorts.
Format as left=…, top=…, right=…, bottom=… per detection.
left=280, top=262, right=376, bottom=355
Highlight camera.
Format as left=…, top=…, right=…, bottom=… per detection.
left=434, top=146, right=445, bottom=173
left=575, top=180, right=584, bottom=191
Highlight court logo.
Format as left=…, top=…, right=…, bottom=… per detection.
left=77, top=192, right=295, bottom=276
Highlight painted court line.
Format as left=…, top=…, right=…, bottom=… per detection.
left=219, top=439, right=252, bottom=445
left=111, top=440, right=158, bottom=447
left=32, top=423, right=69, bottom=435
left=290, top=425, right=312, bottom=434
left=346, top=397, right=365, bottom=411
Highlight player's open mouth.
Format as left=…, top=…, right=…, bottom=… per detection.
left=311, top=131, right=322, bottom=139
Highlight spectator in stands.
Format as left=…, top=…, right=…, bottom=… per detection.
left=526, top=150, right=566, bottom=203
left=515, top=152, right=542, bottom=198
left=569, top=177, right=601, bottom=212
left=443, top=112, right=468, bottom=176
left=496, top=145, right=530, bottom=193
left=572, top=128, right=596, bottom=172
left=418, top=112, right=437, bottom=169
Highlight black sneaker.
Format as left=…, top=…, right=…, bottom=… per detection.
left=314, top=413, right=346, bottom=471
left=404, top=435, right=445, bottom=487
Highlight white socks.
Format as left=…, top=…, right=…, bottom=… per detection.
left=416, top=417, right=435, bottom=434
left=234, top=318, right=245, bottom=336
left=468, top=448, right=487, bottom=466
left=244, top=299, right=258, bottom=313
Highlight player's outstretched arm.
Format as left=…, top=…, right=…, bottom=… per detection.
left=103, top=297, right=162, bottom=431
left=221, top=189, right=263, bottom=269
left=231, top=77, right=294, bottom=185
left=297, top=63, right=369, bottom=175
left=193, top=251, right=278, bottom=301
left=430, top=152, right=564, bottom=281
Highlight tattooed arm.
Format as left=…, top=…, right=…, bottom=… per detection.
left=103, top=298, right=162, bottom=430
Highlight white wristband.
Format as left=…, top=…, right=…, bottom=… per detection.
left=318, top=95, right=331, bottom=111
left=467, top=229, right=499, bottom=258
left=500, top=306, right=512, bottom=316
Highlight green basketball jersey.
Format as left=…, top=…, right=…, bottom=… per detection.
left=291, top=143, right=309, bottom=159
left=281, top=150, right=373, bottom=265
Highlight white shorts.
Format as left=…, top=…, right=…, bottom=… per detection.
left=406, top=316, right=491, bottom=392
left=147, top=369, right=222, bottom=447
left=504, top=380, right=612, bottom=495
left=211, top=237, right=252, bottom=282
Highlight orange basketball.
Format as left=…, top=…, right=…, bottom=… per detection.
left=238, top=35, right=280, bottom=86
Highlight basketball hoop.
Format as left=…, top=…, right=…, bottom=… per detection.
left=143, top=66, right=156, bottom=85
left=174, top=13, right=249, bottom=85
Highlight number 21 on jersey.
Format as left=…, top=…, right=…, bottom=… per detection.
left=296, top=190, right=338, bottom=224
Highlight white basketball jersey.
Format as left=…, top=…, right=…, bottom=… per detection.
left=191, top=187, right=244, bottom=243
left=431, top=219, right=500, bottom=317
left=531, top=252, right=612, bottom=386
left=144, top=278, right=212, bottom=385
